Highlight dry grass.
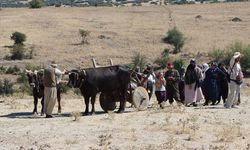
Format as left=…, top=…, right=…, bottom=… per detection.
left=71, top=111, right=81, bottom=121
left=65, top=138, right=79, bottom=145
left=1, top=3, right=250, bottom=69
left=215, top=124, right=242, bottom=142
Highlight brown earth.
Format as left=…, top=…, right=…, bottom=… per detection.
left=1, top=2, right=250, bottom=69
left=1, top=2, right=250, bottom=150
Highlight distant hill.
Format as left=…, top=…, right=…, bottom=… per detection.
left=0, top=0, right=143, bottom=7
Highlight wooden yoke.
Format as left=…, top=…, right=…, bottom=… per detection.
left=91, top=58, right=113, bottom=68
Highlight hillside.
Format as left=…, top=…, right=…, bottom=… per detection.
left=1, top=3, right=250, bottom=70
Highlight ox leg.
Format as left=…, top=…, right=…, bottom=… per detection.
left=90, top=95, right=96, bottom=115
left=84, top=96, right=90, bottom=115
left=41, top=97, right=44, bottom=116
left=118, top=92, right=126, bottom=113
left=33, top=96, right=38, bottom=114
left=57, top=90, right=62, bottom=114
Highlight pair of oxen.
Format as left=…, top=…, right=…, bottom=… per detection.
left=26, top=65, right=132, bottom=116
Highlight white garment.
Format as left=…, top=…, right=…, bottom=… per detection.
left=155, top=78, right=166, bottom=91
left=55, top=68, right=64, bottom=84
left=225, top=59, right=242, bottom=108
left=202, top=63, right=209, bottom=80
left=225, top=82, right=240, bottom=108
left=184, top=83, right=204, bottom=104
left=147, top=73, right=156, bottom=83
left=228, top=62, right=243, bottom=80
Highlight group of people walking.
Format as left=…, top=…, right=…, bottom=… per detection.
left=42, top=51, right=243, bottom=118
left=144, top=52, right=243, bottom=109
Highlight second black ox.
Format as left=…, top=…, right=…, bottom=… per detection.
left=67, top=65, right=130, bottom=115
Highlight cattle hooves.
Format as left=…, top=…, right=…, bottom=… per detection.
left=117, top=110, right=124, bottom=113
left=58, top=110, right=62, bottom=114
left=203, top=103, right=208, bottom=106
left=83, top=112, right=89, bottom=116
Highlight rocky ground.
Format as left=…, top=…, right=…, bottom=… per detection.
left=0, top=84, right=250, bottom=150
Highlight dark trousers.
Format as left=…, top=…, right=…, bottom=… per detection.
left=155, top=91, right=166, bottom=104
left=166, top=86, right=181, bottom=104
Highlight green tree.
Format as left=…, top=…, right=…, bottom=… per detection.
left=11, top=32, right=26, bottom=45
left=162, top=27, right=185, bottom=54
left=29, top=0, right=44, bottom=8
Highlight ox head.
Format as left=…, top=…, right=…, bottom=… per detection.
left=26, top=69, right=44, bottom=88
left=67, top=69, right=86, bottom=88
left=26, top=70, right=38, bottom=88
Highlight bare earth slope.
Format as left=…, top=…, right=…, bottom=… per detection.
left=1, top=3, right=250, bottom=68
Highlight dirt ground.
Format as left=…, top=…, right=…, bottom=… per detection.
left=0, top=82, right=250, bottom=150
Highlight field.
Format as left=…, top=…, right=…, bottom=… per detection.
left=1, top=2, right=250, bottom=150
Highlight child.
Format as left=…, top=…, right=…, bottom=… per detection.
left=155, top=72, right=166, bottom=108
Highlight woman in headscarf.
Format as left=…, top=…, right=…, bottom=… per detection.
left=184, top=59, right=204, bottom=107
left=203, top=62, right=225, bottom=105
left=201, top=63, right=209, bottom=80
left=216, top=62, right=229, bottom=104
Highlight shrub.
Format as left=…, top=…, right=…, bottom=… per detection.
left=154, top=56, right=169, bottom=70
left=25, top=63, right=43, bottom=71
left=209, top=42, right=250, bottom=73
left=131, top=52, right=147, bottom=72
left=11, top=44, right=25, bottom=60
left=10, top=32, right=26, bottom=45
left=162, top=27, right=185, bottom=54
left=154, top=49, right=170, bottom=69
left=0, top=66, right=6, bottom=74
left=173, top=58, right=185, bottom=73
left=29, top=0, right=44, bottom=8
left=208, top=49, right=226, bottom=62
left=0, top=79, right=15, bottom=96
left=17, top=71, right=32, bottom=96
left=5, top=65, right=21, bottom=75
left=79, top=29, right=90, bottom=44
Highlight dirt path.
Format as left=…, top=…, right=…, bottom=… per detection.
left=0, top=94, right=250, bottom=150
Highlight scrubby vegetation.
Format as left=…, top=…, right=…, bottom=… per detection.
left=162, top=27, right=185, bottom=54
left=5, top=65, right=21, bottom=75
left=209, top=42, right=250, bottom=73
left=29, top=0, right=44, bottom=8
left=11, top=32, right=26, bottom=45
left=79, top=29, right=90, bottom=44
left=0, top=79, right=15, bottom=96
left=17, top=71, right=32, bottom=96
left=173, top=58, right=186, bottom=73
left=154, top=49, right=170, bottom=69
left=11, top=44, right=26, bottom=60
left=131, top=52, right=148, bottom=72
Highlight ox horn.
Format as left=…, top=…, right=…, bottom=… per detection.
left=80, top=69, right=86, bottom=76
left=25, top=69, right=33, bottom=73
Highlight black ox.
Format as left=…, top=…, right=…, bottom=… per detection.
left=67, top=65, right=130, bottom=115
left=26, top=70, right=62, bottom=115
